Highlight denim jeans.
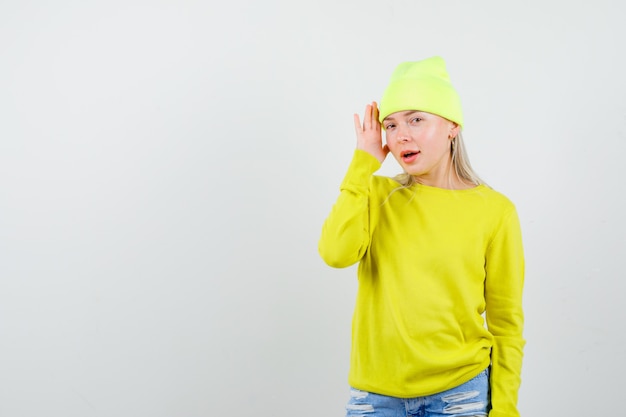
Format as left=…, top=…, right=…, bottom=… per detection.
left=345, top=367, right=490, bottom=417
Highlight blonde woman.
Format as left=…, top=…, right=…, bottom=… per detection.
left=319, top=57, right=525, bottom=417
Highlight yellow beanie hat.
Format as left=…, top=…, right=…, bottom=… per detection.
left=379, top=56, right=463, bottom=127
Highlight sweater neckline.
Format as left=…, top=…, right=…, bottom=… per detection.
left=412, top=183, right=487, bottom=194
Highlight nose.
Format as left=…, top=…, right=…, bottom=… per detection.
left=396, top=125, right=410, bottom=142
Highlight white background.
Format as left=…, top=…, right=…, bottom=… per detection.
left=1, top=1, right=624, bottom=416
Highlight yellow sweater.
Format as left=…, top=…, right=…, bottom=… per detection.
left=319, top=150, right=525, bottom=417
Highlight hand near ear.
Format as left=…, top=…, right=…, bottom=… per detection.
left=353, top=101, right=389, bottom=164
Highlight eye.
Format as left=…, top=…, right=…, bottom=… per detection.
left=409, top=117, right=422, bottom=124
left=384, top=123, right=396, bottom=130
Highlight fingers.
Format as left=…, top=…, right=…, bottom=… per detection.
left=354, top=102, right=382, bottom=141
left=353, top=103, right=386, bottom=164
left=367, top=102, right=380, bottom=131
left=353, top=113, right=362, bottom=134
left=357, top=102, right=380, bottom=131
left=371, top=101, right=379, bottom=126
left=363, top=103, right=372, bottom=130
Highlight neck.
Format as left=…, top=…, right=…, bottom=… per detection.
left=414, top=166, right=475, bottom=190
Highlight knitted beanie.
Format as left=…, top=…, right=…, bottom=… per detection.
left=379, top=56, right=463, bottom=127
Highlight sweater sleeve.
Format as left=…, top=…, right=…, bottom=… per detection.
left=318, top=150, right=381, bottom=268
left=485, top=207, right=526, bottom=417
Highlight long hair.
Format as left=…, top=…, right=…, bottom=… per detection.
left=392, top=131, right=484, bottom=188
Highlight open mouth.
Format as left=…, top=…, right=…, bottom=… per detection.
left=400, top=151, right=420, bottom=164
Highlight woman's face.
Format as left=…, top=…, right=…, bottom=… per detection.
left=382, top=110, right=459, bottom=187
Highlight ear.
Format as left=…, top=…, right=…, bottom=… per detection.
left=449, top=122, right=460, bottom=139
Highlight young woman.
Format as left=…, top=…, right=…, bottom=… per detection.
left=319, top=57, right=525, bottom=417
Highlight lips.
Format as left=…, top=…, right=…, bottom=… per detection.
left=401, top=150, right=419, bottom=163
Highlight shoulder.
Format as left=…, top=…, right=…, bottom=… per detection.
left=474, top=185, right=517, bottom=212
left=369, top=174, right=405, bottom=195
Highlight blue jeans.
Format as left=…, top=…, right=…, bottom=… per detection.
left=345, top=367, right=490, bottom=417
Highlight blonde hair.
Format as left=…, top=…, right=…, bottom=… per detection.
left=393, top=131, right=484, bottom=187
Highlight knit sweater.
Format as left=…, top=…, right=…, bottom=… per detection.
left=319, top=150, right=525, bottom=417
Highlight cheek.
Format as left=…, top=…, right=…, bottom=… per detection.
left=423, top=130, right=451, bottom=151
left=386, top=139, right=401, bottom=155
left=433, top=139, right=452, bottom=158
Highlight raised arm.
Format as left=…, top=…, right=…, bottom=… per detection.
left=318, top=102, right=387, bottom=268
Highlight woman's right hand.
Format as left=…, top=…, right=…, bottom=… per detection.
left=353, top=101, right=389, bottom=164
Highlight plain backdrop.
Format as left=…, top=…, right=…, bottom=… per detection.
left=1, top=1, right=625, bottom=416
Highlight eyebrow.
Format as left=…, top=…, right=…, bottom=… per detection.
left=383, top=110, right=422, bottom=122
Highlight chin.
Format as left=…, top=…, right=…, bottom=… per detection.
left=403, top=168, right=424, bottom=177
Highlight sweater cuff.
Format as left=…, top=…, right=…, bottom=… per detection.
left=340, top=150, right=382, bottom=193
